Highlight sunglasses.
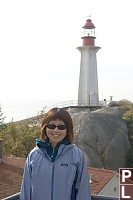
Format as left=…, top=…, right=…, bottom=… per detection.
left=46, top=124, right=67, bottom=130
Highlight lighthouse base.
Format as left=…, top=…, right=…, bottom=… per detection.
left=78, top=91, right=99, bottom=106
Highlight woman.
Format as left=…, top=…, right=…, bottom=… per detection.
left=20, top=107, right=91, bottom=200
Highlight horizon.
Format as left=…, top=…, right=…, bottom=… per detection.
left=1, top=98, right=132, bottom=123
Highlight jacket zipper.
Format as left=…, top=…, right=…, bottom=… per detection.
left=51, top=146, right=66, bottom=200
left=43, top=152, right=55, bottom=200
left=51, top=149, right=55, bottom=200
left=51, top=161, right=55, bottom=200
left=41, top=146, right=67, bottom=200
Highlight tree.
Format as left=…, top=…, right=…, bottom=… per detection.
left=0, top=104, right=6, bottom=130
left=17, top=119, right=40, bottom=157
left=0, top=108, right=44, bottom=157
left=126, top=147, right=133, bottom=167
left=0, top=120, right=18, bottom=155
left=123, top=103, right=133, bottom=145
left=0, top=117, right=41, bottom=157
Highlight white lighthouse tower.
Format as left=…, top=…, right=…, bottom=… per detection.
left=77, top=18, right=100, bottom=106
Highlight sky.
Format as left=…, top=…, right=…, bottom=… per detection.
left=0, top=0, right=133, bottom=121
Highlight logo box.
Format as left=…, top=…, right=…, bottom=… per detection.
left=119, top=168, right=133, bottom=200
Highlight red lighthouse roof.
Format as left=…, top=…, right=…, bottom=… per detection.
left=82, top=19, right=95, bottom=29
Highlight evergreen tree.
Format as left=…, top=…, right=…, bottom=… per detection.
left=0, top=104, right=6, bottom=130
left=126, top=147, right=133, bottom=167
left=0, top=107, right=45, bottom=157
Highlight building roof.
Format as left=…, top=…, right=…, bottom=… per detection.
left=0, top=155, right=26, bottom=199
left=0, top=155, right=117, bottom=199
left=82, top=19, right=95, bottom=29
left=88, top=166, right=117, bottom=195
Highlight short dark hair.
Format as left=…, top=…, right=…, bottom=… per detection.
left=40, top=108, right=74, bottom=144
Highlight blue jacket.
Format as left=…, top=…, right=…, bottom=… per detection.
left=20, top=143, right=91, bottom=200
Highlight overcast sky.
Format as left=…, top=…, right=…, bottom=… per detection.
left=0, top=0, right=133, bottom=104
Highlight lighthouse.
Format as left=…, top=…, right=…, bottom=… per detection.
left=77, top=18, right=100, bottom=106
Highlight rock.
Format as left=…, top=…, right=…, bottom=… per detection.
left=106, top=101, right=117, bottom=107
left=67, top=107, right=131, bottom=171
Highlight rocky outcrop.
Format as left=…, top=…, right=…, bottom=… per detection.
left=67, top=107, right=131, bottom=171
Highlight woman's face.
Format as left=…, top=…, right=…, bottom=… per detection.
left=46, top=119, right=67, bottom=149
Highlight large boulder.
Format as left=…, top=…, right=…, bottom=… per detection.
left=67, top=107, right=131, bottom=171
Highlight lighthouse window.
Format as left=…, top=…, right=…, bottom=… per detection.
left=82, top=29, right=95, bottom=37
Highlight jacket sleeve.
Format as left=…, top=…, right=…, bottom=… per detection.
left=75, top=152, right=91, bottom=200
left=19, top=156, right=32, bottom=200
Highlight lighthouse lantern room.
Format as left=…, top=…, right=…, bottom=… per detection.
left=77, top=18, right=101, bottom=106
left=82, top=18, right=96, bottom=46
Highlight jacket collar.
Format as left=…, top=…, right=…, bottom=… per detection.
left=36, top=137, right=70, bottom=150
left=36, top=137, right=71, bottom=161
left=35, top=142, right=75, bottom=160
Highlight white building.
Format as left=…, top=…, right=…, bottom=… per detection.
left=77, top=18, right=101, bottom=106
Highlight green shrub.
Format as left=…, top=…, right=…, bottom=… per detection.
left=126, top=147, right=133, bottom=167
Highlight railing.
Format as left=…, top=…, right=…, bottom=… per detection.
left=91, top=195, right=119, bottom=200
left=2, top=192, right=119, bottom=200
left=2, top=193, right=20, bottom=200
left=47, top=100, right=107, bottom=110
